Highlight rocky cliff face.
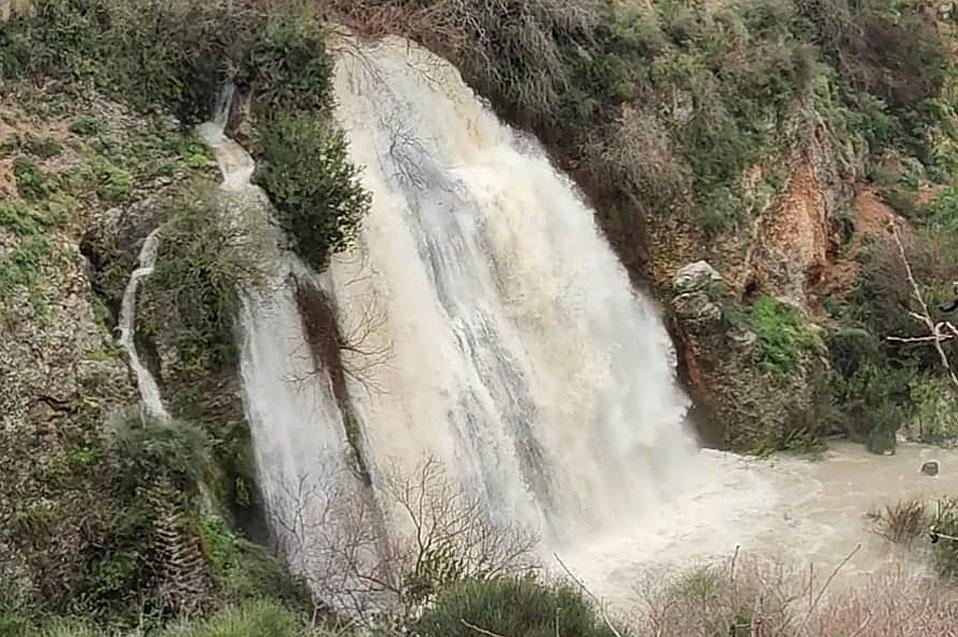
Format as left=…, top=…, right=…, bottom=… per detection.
left=0, top=83, right=233, bottom=605
left=668, top=260, right=827, bottom=452
left=0, top=86, right=136, bottom=602
left=651, top=111, right=858, bottom=450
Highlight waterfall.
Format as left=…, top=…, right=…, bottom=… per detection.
left=117, top=228, right=168, bottom=419
left=198, top=94, right=370, bottom=596
left=323, top=36, right=698, bottom=543
left=204, top=35, right=698, bottom=600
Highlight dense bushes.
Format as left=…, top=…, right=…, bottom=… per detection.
left=825, top=196, right=958, bottom=449
left=247, top=11, right=334, bottom=116
left=329, top=0, right=950, bottom=242
left=0, top=0, right=335, bottom=122
left=141, top=179, right=271, bottom=516
left=1, top=0, right=244, bottom=121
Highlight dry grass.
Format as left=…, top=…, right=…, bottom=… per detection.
left=628, top=551, right=958, bottom=637
left=871, top=498, right=928, bottom=544
left=319, top=0, right=601, bottom=126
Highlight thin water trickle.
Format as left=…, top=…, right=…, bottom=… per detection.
left=117, top=228, right=168, bottom=419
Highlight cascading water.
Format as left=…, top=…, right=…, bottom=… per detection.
left=198, top=90, right=370, bottom=596
left=324, top=36, right=698, bottom=544
left=117, top=228, right=168, bottom=419
left=194, top=39, right=958, bottom=609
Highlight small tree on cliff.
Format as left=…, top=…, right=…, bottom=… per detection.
left=255, top=113, right=371, bottom=273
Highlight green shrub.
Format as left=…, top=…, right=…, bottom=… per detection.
left=924, top=185, right=958, bottom=230
left=196, top=514, right=310, bottom=608
left=248, top=11, right=333, bottom=116
left=160, top=599, right=307, bottom=637
left=23, top=133, right=64, bottom=159
left=152, top=179, right=266, bottom=374
left=255, top=113, right=370, bottom=272
left=2, top=1, right=334, bottom=125
left=931, top=497, right=958, bottom=577
left=114, top=416, right=213, bottom=498
left=0, top=200, right=64, bottom=237
left=415, top=577, right=621, bottom=637
left=0, top=236, right=50, bottom=298
left=95, top=162, right=134, bottom=203
left=838, top=362, right=912, bottom=453
left=68, top=114, right=106, bottom=137
left=735, top=295, right=822, bottom=378
left=825, top=327, right=879, bottom=379
left=908, top=375, right=958, bottom=445
left=79, top=550, right=140, bottom=605
left=0, top=0, right=263, bottom=121
left=12, top=157, right=47, bottom=201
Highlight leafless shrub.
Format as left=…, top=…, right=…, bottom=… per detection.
left=871, top=499, right=928, bottom=544
left=881, top=224, right=958, bottom=394
left=809, top=571, right=958, bottom=637
left=630, top=549, right=958, bottom=637
left=265, top=457, right=539, bottom=629
left=320, top=0, right=601, bottom=126
left=582, top=107, right=690, bottom=213
left=633, top=552, right=807, bottom=636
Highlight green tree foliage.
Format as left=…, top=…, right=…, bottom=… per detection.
left=0, top=0, right=261, bottom=122
left=151, top=179, right=266, bottom=375
left=415, top=577, right=622, bottom=637
left=255, top=113, right=371, bottom=272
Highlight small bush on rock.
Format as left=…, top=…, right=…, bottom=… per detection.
left=255, top=113, right=370, bottom=272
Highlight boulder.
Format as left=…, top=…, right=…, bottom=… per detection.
left=671, top=261, right=724, bottom=327
left=672, top=260, right=722, bottom=294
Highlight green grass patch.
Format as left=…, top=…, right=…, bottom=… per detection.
left=733, top=295, right=822, bottom=378
left=93, top=161, right=133, bottom=203
left=12, top=156, right=48, bottom=201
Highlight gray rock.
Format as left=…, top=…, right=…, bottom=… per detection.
left=921, top=460, right=940, bottom=476
left=672, top=260, right=722, bottom=294
left=672, top=292, right=722, bottom=323
left=728, top=326, right=758, bottom=349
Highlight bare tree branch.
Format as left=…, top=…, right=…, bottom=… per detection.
left=461, top=619, right=512, bottom=637
left=553, top=553, right=625, bottom=637
left=886, top=223, right=958, bottom=394
left=263, top=457, right=539, bottom=629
